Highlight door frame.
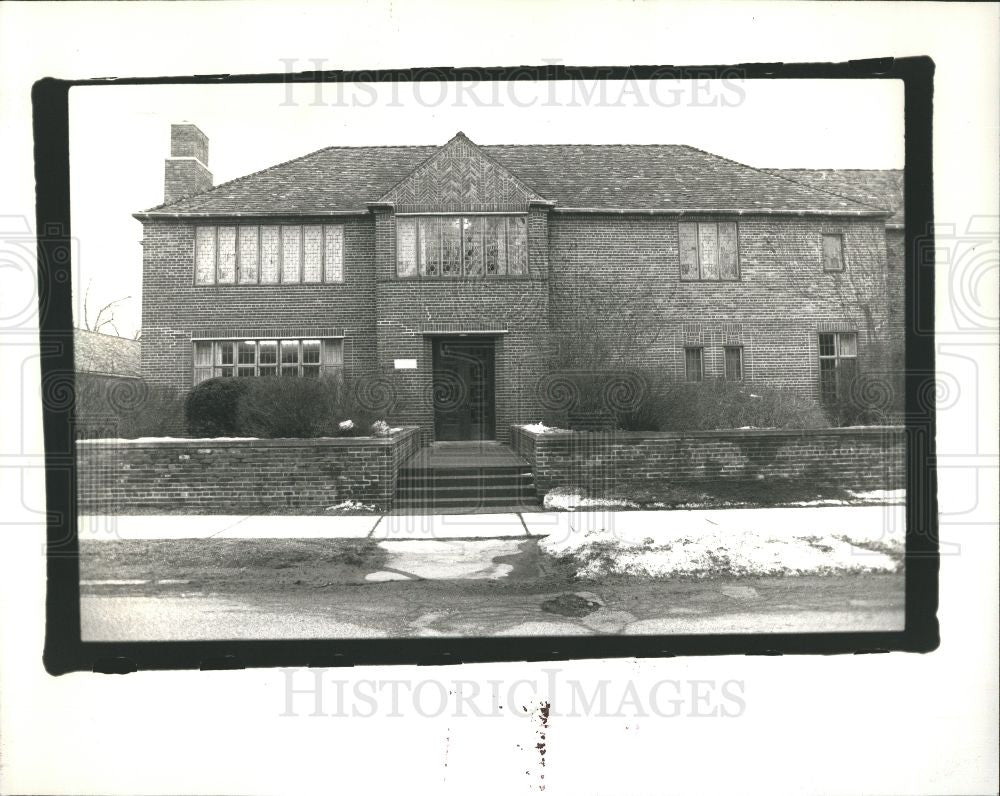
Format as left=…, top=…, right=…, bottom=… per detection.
left=430, top=335, right=497, bottom=442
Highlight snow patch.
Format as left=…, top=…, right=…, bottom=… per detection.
left=82, top=436, right=262, bottom=444
left=847, top=489, right=906, bottom=502
left=521, top=422, right=567, bottom=434
left=539, top=524, right=902, bottom=579
left=82, top=431, right=404, bottom=444
left=544, top=487, right=638, bottom=511
left=325, top=500, right=380, bottom=513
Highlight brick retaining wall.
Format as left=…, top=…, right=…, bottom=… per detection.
left=511, top=425, right=906, bottom=497
left=77, top=427, right=420, bottom=514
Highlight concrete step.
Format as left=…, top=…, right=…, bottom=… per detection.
left=399, top=465, right=531, bottom=478
left=394, top=495, right=541, bottom=510
left=397, top=487, right=538, bottom=502
left=395, top=450, right=539, bottom=510
left=397, top=473, right=535, bottom=489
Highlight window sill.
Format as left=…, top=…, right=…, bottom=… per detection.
left=390, top=275, right=535, bottom=282
left=192, top=281, right=347, bottom=287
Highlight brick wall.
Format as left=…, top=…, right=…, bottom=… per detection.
left=886, top=227, right=906, bottom=347
left=140, top=215, right=379, bottom=391
left=139, top=207, right=900, bottom=441
left=164, top=160, right=213, bottom=204
left=77, top=427, right=420, bottom=514
left=548, top=213, right=893, bottom=400
left=373, top=205, right=551, bottom=444
left=170, top=124, right=209, bottom=163
left=511, top=424, right=905, bottom=496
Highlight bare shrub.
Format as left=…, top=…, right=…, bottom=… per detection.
left=234, top=376, right=341, bottom=438
left=617, top=379, right=830, bottom=431
left=234, top=376, right=379, bottom=438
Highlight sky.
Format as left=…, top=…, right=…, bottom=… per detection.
left=69, top=78, right=904, bottom=338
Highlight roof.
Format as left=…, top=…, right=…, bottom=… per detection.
left=75, top=329, right=141, bottom=378
left=769, top=169, right=904, bottom=226
left=138, top=136, right=888, bottom=218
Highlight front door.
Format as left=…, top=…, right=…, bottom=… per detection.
left=432, top=338, right=496, bottom=441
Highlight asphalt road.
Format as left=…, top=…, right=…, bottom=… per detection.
left=80, top=573, right=905, bottom=640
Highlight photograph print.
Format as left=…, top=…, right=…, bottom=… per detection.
left=58, top=69, right=922, bottom=657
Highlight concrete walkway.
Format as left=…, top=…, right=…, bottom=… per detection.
left=79, top=504, right=905, bottom=542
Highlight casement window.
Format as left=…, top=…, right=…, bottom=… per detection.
left=194, top=225, right=344, bottom=285
left=822, top=233, right=845, bottom=272
left=724, top=346, right=744, bottom=381
left=684, top=347, right=704, bottom=382
left=192, top=338, right=344, bottom=384
left=395, top=215, right=528, bottom=278
left=818, top=332, right=858, bottom=402
left=679, top=221, right=740, bottom=281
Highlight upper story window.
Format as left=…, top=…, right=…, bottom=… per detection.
left=679, top=221, right=740, bottom=281
left=822, top=233, right=845, bottom=272
left=194, top=224, right=344, bottom=286
left=396, top=215, right=527, bottom=278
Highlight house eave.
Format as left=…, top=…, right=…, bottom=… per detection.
left=551, top=207, right=891, bottom=217
left=133, top=209, right=370, bottom=221
left=134, top=204, right=891, bottom=221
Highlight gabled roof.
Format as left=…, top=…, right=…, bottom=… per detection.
left=137, top=134, right=888, bottom=218
left=75, top=329, right=141, bottom=378
left=769, top=169, right=904, bottom=226
left=376, top=131, right=545, bottom=212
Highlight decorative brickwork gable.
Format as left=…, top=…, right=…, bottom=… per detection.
left=377, top=132, right=545, bottom=213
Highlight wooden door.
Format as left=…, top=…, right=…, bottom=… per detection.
left=432, top=339, right=496, bottom=441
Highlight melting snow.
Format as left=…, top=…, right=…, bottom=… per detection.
left=544, top=488, right=638, bottom=511
left=325, top=500, right=380, bottom=513
left=539, top=519, right=903, bottom=579
left=521, top=422, right=567, bottom=434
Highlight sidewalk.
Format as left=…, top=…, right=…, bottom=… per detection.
left=79, top=504, right=905, bottom=543
left=78, top=505, right=907, bottom=639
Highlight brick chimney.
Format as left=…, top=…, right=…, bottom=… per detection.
left=164, top=123, right=213, bottom=204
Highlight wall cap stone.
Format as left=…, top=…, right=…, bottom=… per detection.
left=512, top=424, right=905, bottom=441
left=78, top=426, right=420, bottom=449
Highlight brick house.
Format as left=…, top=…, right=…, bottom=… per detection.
left=135, top=124, right=903, bottom=444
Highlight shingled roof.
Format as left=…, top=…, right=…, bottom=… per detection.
left=138, top=137, right=888, bottom=218
left=74, top=329, right=141, bottom=378
left=769, top=169, right=904, bottom=227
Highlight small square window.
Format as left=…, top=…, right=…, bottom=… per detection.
left=685, top=347, right=704, bottom=382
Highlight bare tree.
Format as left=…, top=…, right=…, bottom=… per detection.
left=83, top=279, right=131, bottom=337
left=551, top=239, right=673, bottom=370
